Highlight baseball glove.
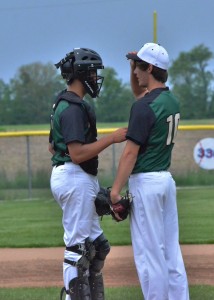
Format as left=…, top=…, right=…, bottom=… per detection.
left=95, top=187, right=133, bottom=222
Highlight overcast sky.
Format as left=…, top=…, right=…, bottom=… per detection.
left=0, top=0, right=214, bottom=84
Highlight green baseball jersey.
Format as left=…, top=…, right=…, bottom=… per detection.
left=126, top=88, right=180, bottom=173
left=50, top=91, right=98, bottom=175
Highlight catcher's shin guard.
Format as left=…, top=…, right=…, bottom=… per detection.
left=61, top=238, right=95, bottom=300
left=88, top=272, right=104, bottom=300
left=60, top=287, right=71, bottom=300
left=88, top=233, right=110, bottom=300
left=60, top=287, right=66, bottom=300
left=68, top=275, right=91, bottom=300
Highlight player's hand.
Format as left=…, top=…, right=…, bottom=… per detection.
left=126, top=51, right=137, bottom=70
left=110, top=192, right=124, bottom=221
left=110, top=191, right=121, bottom=204
left=48, top=142, right=55, bottom=155
left=112, top=128, right=127, bottom=143
left=110, top=190, right=132, bottom=222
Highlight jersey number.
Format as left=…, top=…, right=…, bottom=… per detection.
left=166, top=113, right=180, bottom=145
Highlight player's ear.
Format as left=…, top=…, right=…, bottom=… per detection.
left=147, top=64, right=153, bottom=73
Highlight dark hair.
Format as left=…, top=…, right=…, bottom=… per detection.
left=151, top=66, right=168, bottom=83
left=135, top=61, right=168, bottom=83
left=135, top=61, right=149, bottom=71
left=67, top=77, right=75, bottom=86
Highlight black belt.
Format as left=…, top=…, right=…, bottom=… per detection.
left=66, top=244, right=86, bottom=255
left=64, top=258, right=77, bottom=267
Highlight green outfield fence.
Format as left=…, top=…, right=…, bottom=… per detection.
left=0, top=125, right=214, bottom=198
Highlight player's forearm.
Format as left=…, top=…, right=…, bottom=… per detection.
left=68, top=128, right=127, bottom=164
left=131, top=72, right=147, bottom=99
left=111, top=150, right=137, bottom=200
left=131, top=74, right=142, bottom=98
left=48, top=142, right=55, bottom=155
left=68, top=134, right=114, bottom=164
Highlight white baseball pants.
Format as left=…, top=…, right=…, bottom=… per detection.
left=50, top=162, right=102, bottom=293
left=129, top=171, right=189, bottom=300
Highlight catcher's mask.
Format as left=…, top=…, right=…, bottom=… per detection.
left=55, top=48, right=104, bottom=98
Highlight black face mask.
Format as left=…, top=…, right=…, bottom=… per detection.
left=79, top=69, right=104, bottom=98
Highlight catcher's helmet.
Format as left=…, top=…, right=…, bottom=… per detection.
left=55, top=48, right=104, bottom=98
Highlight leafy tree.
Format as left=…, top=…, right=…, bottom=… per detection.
left=9, top=63, right=65, bottom=124
left=93, top=67, right=134, bottom=122
left=0, top=80, right=13, bottom=125
left=1, top=64, right=134, bottom=125
left=169, top=44, right=214, bottom=119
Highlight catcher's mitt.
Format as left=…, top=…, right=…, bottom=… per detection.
left=95, top=187, right=133, bottom=222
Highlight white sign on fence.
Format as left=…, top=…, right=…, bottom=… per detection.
left=193, top=137, right=214, bottom=170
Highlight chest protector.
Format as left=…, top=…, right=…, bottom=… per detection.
left=50, top=90, right=98, bottom=175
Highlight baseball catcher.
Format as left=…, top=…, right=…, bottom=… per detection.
left=95, top=187, right=133, bottom=222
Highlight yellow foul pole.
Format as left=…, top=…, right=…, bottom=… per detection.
left=153, top=11, right=157, bottom=43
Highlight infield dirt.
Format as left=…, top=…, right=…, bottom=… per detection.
left=0, top=245, right=214, bottom=288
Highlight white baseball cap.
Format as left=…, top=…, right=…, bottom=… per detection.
left=126, top=42, right=169, bottom=70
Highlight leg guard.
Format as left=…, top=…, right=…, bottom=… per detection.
left=60, top=287, right=72, bottom=300
left=89, top=233, right=111, bottom=300
left=61, top=238, right=95, bottom=300
left=88, top=273, right=105, bottom=300
left=60, top=287, right=66, bottom=300
left=68, top=275, right=91, bottom=300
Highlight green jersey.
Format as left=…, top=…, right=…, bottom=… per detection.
left=50, top=90, right=98, bottom=175
left=126, top=88, right=180, bottom=173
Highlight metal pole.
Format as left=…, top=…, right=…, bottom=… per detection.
left=112, top=144, right=116, bottom=178
left=26, top=136, right=32, bottom=199
left=153, top=11, right=157, bottom=43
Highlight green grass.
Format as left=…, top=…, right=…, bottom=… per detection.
left=0, top=124, right=51, bottom=131
left=0, top=187, right=214, bottom=297
left=0, top=198, right=63, bottom=247
left=99, top=217, right=131, bottom=245
left=177, top=186, right=214, bottom=244
left=0, top=123, right=128, bottom=131
left=0, top=188, right=53, bottom=200
left=175, top=170, right=214, bottom=186
left=0, top=287, right=142, bottom=300
left=1, top=119, right=214, bottom=132
left=0, top=186, right=214, bottom=247
left=0, top=197, right=131, bottom=248
left=179, top=119, right=214, bottom=125
left=0, top=285, right=213, bottom=300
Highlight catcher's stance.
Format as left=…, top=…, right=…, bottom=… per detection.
left=49, top=48, right=127, bottom=300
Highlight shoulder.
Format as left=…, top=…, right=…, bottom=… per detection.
left=153, top=88, right=179, bottom=107
left=55, top=101, right=85, bottom=122
left=131, top=98, right=153, bottom=116
left=54, top=100, right=70, bottom=114
left=131, top=88, right=164, bottom=108
left=131, top=98, right=149, bottom=109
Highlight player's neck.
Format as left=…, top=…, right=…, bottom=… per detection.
left=67, top=80, right=85, bottom=99
left=147, top=81, right=166, bottom=92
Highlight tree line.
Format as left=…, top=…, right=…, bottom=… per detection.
left=0, top=44, right=214, bottom=125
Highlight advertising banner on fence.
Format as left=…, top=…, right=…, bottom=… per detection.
left=193, top=138, right=214, bottom=170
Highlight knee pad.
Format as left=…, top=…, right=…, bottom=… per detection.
left=65, top=238, right=96, bottom=276
left=93, top=233, right=111, bottom=260
left=90, top=233, right=111, bottom=274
